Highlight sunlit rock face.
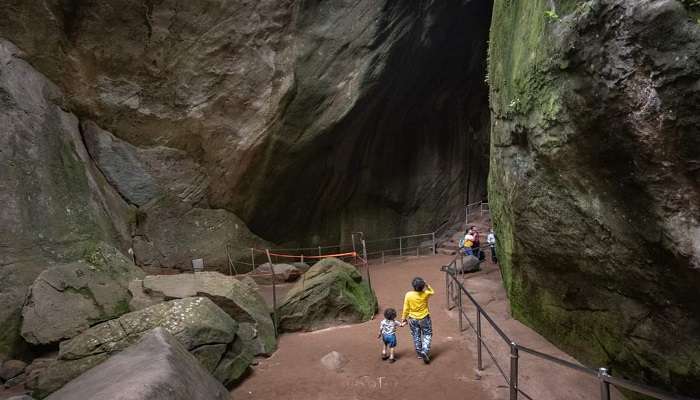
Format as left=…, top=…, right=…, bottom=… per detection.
left=1, top=0, right=492, bottom=245
left=488, top=0, right=700, bottom=396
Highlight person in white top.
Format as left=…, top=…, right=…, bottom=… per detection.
left=487, top=229, right=497, bottom=263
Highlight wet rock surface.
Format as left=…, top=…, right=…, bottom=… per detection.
left=489, top=0, right=700, bottom=396
left=45, top=328, right=229, bottom=400
left=278, top=258, right=377, bottom=332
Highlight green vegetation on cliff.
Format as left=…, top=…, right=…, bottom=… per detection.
left=488, top=0, right=700, bottom=397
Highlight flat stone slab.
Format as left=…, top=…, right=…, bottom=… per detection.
left=45, top=328, right=229, bottom=400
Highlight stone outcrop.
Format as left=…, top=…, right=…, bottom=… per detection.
left=0, top=39, right=132, bottom=358
left=27, top=297, right=251, bottom=398
left=129, top=272, right=276, bottom=356
left=488, top=0, right=700, bottom=396
left=21, top=243, right=144, bottom=345
left=0, top=0, right=492, bottom=246
left=81, top=121, right=269, bottom=270
left=278, top=258, right=377, bottom=332
left=45, top=328, right=229, bottom=400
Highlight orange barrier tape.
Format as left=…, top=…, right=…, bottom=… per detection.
left=265, top=251, right=357, bottom=259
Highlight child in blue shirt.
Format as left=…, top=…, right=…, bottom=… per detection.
left=377, top=308, right=405, bottom=363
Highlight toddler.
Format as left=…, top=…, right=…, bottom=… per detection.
left=377, top=307, right=404, bottom=363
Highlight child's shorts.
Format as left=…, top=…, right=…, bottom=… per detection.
left=382, top=333, right=397, bottom=348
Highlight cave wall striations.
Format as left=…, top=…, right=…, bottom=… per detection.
left=1, top=0, right=492, bottom=250
left=488, top=0, right=700, bottom=396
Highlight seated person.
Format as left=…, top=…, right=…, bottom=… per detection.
left=461, top=234, right=475, bottom=256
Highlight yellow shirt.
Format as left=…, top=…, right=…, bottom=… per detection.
left=401, top=286, right=434, bottom=320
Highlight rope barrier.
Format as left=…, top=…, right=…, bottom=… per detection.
left=265, top=251, right=358, bottom=260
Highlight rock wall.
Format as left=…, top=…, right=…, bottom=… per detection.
left=0, top=39, right=132, bottom=357
left=488, top=0, right=700, bottom=396
left=0, top=0, right=492, bottom=247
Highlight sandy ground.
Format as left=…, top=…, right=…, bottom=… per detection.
left=238, top=230, right=626, bottom=400
left=232, top=255, right=493, bottom=400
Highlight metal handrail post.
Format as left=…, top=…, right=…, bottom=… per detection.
left=458, top=284, right=464, bottom=332
left=362, top=239, right=372, bottom=293
left=477, top=309, right=483, bottom=371
left=318, top=246, right=321, bottom=256
left=432, top=232, right=436, bottom=255
left=510, top=342, right=519, bottom=400
left=599, top=368, right=611, bottom=400
left=251, top=248, right=255, bottom=270
left=445, top=267, right=450, bottom=307
left=265, top=249, right=278, bottom=337
left=399, top=237, right=403, bottom=256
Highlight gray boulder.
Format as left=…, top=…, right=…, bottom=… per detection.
left=21, top=243, right=144, bottom=345
left=132, top=196, right=269, bottom=271
left=250, top=263, right=301, bottom=284
left=278, top=258, right=377, bottom=332
left=46, top=328, right=228, bottom=400
left=0, top=359, right=27, bottom=381
left=129, top=272, right=276, bottom=355
left=26, top=297, right=251, bottom=398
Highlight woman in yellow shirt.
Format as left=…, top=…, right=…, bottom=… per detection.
left=401, top=277, right=434, bottom=364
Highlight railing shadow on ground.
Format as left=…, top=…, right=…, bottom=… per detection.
left=441, top=260, right=697, bottom=400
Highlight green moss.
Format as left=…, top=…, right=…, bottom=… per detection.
left=112, top=298, right=131, bottom=316
left=0, top=311, right=28, bottom=358
left=341, top=279, right=377, bottom=320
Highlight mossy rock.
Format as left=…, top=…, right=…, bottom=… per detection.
left=27, top=297, right=251, bottom=398
left=20, top=243, right=145, bottom=345
left=277, top=258, right=377, bottom=332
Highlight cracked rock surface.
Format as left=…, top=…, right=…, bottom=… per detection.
left=21, top=243, right=144, bottom=345
left=27, top=297, right=251, bottom=398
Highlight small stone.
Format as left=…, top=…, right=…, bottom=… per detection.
left=320, top=351, right=347, bottom=372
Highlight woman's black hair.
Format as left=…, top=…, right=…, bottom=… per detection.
left=384, top=308, right=397, bottom=320
left=412, top=277, right=426, bottom=292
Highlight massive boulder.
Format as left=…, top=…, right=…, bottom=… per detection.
left=0, top=0, right=492, bottom=246
left=45, top=328, right=229, bottom=400
left=27, top=297, right=251, bottom=398
left=129, top=272, right=276, bottom=355
left=488, top=0, right=700, bottom=396
left=21, top=243, right=144, bottom=345
left=0, top=39, right=132, bottom=358
left=278, top=258, right=377, bottom=332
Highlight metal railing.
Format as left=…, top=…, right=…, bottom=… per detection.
left=442, top=260, right=696, bottom=400
left=465, top=200, right=490, bottom=225
left=226, top=230, right=443, bottom=274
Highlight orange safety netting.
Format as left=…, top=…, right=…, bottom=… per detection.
left=265, top=251, right=358, bottom=260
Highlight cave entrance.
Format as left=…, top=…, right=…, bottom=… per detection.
left=242, top=1, right=493, bottom=246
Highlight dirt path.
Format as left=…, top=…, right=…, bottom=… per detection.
left=231, top=255, right=494, bottom=400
